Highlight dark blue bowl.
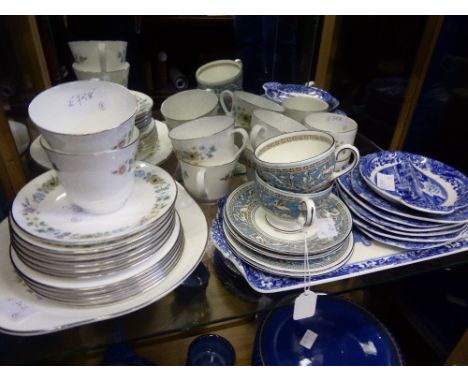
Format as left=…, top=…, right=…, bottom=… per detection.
left=187, top=334, right=236, bottom=366
left=174, top=262, right=210, bottom=304
left=252, top=295, right=403, bottom=366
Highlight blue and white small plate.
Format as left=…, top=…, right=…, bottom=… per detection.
left=252, top=295, right=404, bottom=366
left=337, top=187, right=465, bottom=236
left=224, top=182, right=352, bottom=256
left=359, top=151, right=468, bottom=215
left=344, top=168, right=468, bottom=225
left=263, top=82, right=340, bottom=111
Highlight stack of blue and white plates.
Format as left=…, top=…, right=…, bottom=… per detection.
left=336, top=151, right=468, bottom=250
left=219, top=182, right=355, bottom=279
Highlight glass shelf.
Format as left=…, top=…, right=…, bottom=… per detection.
left=0, top=133, right=466, bottom=366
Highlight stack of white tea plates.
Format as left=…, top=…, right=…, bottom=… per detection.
left=131, top=90, right=159, bottom=161
left=336, top=151, right=468, bottom=250
left=8, top=161, right=184, bottom=306
left=218, top=182, right=355, bottom=279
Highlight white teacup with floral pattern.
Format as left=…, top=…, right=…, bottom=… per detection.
left=180, top=157, right=238, bottom=202
left=41, top=128, right=140, bottom=214
left=29, top=80, right=137, bottom=153
left=219, top=90, right=284, bottom=129
left=68, top=40, right=128, bottom=72
left=282, top=96, right=329, bottom=123
left=304, top=112, right=358, bottom=169
left=249, top=109, right=307, bottom=149
left=169, top=116, right=248, bottom=166
left=73, top=62, right=130, bottom=87
left=196, top=59, right=243, bottom=95
left=161, top=89, right=219, bottom=130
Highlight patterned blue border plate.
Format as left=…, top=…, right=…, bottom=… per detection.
left=359, top=151, right=468, bottom=215
left=262, top=82, right=340, bottom=111
left=210, top=198, right=468, bottom=293
left=343, top=168, right=468, bottom=225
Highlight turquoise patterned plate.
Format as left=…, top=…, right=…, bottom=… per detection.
left=224, top=182, right=352, bottom=255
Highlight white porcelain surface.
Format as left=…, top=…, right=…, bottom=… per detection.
left=68, top=40, right=127, bottom=71
left=304, top=112, right=358, bottom=164
left=282, top=96, right=328, bottom=122
left=196, top=59, right=243, bottom=94
left=73, top=62, right=130, bottom=87
left=41, top=128, right=139, bottom=214
left=249, top=110, right=307, bottom=149
left=169, top=116, right=247, bottom=166
left=8, top=120, right=30, bottom=155
left=11, top=161, right=177, bottom=244
left=143, top=120, right=174, bottom=166
left=28, top=80, right=137, bottom=153
left=0, top=184, right=207, bottom=335
left=220, top=90, right=284, bottom=129
left=160, top=89, right=219, bottom=130
left=180, top=157, right=238, bottom=202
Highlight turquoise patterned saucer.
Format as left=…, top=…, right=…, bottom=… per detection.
left=224, top=182, right=352, bottom=255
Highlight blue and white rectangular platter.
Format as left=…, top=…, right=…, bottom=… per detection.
left=210, top=200, right=468, bottom=294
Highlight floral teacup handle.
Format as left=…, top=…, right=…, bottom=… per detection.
left=249, top=124, right=267, bottom=149
left=331, top=144, right=360, bottom=180
left=220, top=90, right=234, bottom=116
left=98, top=42, right=107, bottom=72
left=229, top=128, right=249, bottom=160
left=194, top=167, right=208, bottom=199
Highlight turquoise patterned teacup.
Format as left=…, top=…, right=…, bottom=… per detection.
left=254, top=130, right=360, bottom=193
left=255, top=171, right=333, bottom=232
left=219, top=90, right=284, bottom=129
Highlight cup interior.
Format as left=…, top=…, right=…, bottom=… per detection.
left=197, top=60, right=241, bottom=84
left=255, top=131, right=334, bottom=164
left=169, top=116, right=233, bottom=140
left=305, top=112, right=357, bottom=134
left=29, top=80, right=137, bottom=136
left=282, top=96, right=329, bottom=112
left=236, top=91, right=284, bottom=112
left=161, top=89, right=218, bottom=121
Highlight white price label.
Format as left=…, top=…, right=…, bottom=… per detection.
left=300, top=329, right=318, bottom=350
left=316, top=218, right=338, bottom=239
left=293, top=291, right=318, bottom=320
left=376, top=173, right=396, bottom=191
left=0, top=298, right=37, bottom=322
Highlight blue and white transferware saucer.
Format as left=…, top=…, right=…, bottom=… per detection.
left=337, top=187, right=465, bottom=236
left=343, top=168, right=468, bottom=225
left=224, top=182, right=352, bottom=256
left=252, top=295, right=403, bottom=366
left=262, top=82, right=340, bottom=111
left=353, top=215, right=467, bottom=244
left=359, top=152, right=468, bottom=215
left=223, top=224, right=354, bottom=278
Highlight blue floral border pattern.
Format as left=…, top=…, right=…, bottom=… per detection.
left=210, top=198, right=468, bottom=292
left=359, top=151, right=468, bottom=214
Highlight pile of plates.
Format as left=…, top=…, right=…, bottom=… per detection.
left=220, top=182, right=355, bottom=279
left=252, top=295, right=403, bottom=366
left=8, top=161, right=184, bottom=306
left=336, top=151, right=468, bottom=250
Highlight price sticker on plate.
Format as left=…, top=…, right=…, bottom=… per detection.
left=0, top=298, right=37, bottom=322
left=300, top=329, right=318, bottom=350
left=376, top=173, right=396, bottom=191
left=315, top=218, right=338, bottom=239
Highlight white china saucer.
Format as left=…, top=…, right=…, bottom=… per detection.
left=29, top=135, right=52, bottom=170
left=0, top=183, right=208, bottom=335
left=142, top=120, right=174, bottom=166
left=224, top=182, right=353, bottom=256
left=11, top=161, right=177, bottom=245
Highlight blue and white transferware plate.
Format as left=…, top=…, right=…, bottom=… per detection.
left=353, top=215, right=467, bottom=244
left=337, top=187, right=465, bottom=236
left=223, top=224, right=354, bottom=278
left=262, top=82, right=340, bottom=111
left=344, top=168, right=468, bottom=225
left=252, top=295, right=403, bottom=366
left=359, top=151, right=468, bottom=215
left=224, top=182, right=352, bottom=256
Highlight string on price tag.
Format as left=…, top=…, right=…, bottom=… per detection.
left=0, top=298, right=37, bottom=322
left=376, top=173, right=396, bottom=191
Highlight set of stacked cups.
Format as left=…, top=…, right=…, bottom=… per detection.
left=69, top=40, right=130, bottom=87
left=28, top=80, right=138, bottom=214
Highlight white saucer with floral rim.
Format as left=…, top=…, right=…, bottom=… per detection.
left=11, top=161, right=177, bottom=245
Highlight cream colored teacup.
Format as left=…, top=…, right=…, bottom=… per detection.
left=68, top=40, right=127, bottom=72
left=282, top=96, right=328, bottom=123
left=180, top=157, right=238, bottom=202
